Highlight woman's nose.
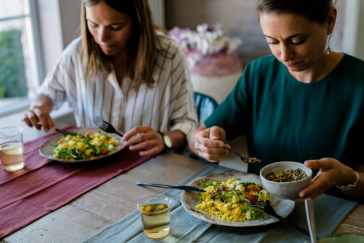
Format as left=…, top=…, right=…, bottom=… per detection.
left=98, top=27, right=109, bottom=43
left=280, top=44, right=294, bottom=63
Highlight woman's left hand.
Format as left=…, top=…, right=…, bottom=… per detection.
left=292, top=158, right=357, bottom=202
left=122, top=126, right=164, bottom=156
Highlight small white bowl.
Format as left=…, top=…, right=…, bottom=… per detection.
left=260, top=161, right=312, bottom=199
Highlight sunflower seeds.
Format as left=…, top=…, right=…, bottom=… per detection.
left=266, top=168, right=307, bottom=182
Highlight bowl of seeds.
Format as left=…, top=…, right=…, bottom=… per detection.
left=260, top=162, right=312, bottom=199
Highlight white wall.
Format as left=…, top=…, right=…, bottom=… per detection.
left=36, top=0, right=63, bottom=74
left=58, top=0, right=81, bottom=48
left=36, top=0, right=81, bottom=77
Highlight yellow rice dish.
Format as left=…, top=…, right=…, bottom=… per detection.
left=196, top=178, right=271, bottom=222
left=53, top=131, right=119, bottom=160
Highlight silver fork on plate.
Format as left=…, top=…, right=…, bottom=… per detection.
left=93, top=116, right=124, bottom=137
left=93, top=116, right=151, bottom=155
left=247, top=200, right=310, bottom=237
left=21, top=120, right=79, bottom=137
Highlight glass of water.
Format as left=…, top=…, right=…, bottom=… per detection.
left=0, top=126, right=25, bottom=171
left=137, top=196, right=172, bottom=239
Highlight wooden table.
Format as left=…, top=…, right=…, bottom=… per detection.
left=2, top=125, right=364, bottom=242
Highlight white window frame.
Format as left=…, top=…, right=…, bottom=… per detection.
left=0, top=0, right=45, bottom=117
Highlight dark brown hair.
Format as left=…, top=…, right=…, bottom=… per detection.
left=81, top=0, right=158, bottom=89
left=256, top=0, right=336, bottom=24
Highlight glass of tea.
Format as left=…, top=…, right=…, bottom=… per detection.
left=0, top=126, right=25, bottom=171
left=137, top=195, right=172, bottom=239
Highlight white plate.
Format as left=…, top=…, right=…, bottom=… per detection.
left=181, top=171, right=295, bottom=227
left=39, top=128, right=125, bottom=163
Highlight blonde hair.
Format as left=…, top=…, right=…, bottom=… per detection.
left=81, top=0, right=158, bottom=89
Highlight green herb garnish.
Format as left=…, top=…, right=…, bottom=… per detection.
left=212, top=179, right=221, bottom=186
left=242, top=182, right=256, bottom=186
left=200, top=181, right=207, bottom=188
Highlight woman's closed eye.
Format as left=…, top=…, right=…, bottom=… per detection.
left=87, top=21, right=123, bottom=31
left=110, top=25, right=123, bottom=31
left=291, top=39, right=305, bottom=45
left=89, top=23, right=98, bottom=28
left=267, top=39, right=306, bottom=45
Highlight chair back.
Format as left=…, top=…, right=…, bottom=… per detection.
left=194, top=92, right=218, bottom=125
left=191, top=92, right=219, bottom=162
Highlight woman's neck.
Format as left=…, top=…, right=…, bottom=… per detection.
left=112, top=54, right=127, bottom=70
left=111, top=54, right=129, bottom=83
left=288, top=51, right=344, bottom=84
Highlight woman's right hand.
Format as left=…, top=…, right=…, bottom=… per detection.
left=23, top=104, right=55, bottom=132
left=193, top=126, right=229, bottom=163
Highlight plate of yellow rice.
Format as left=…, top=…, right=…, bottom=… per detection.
left=39, top=128, right=125, bottom=163
left=181, top=171, right=295, bottom=227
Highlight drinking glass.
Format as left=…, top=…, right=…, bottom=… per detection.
left=137, top=196, right=172, bottom=239
left=0, top=126, right=25, bottom=171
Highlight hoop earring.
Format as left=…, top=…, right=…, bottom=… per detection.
left=326, top=33, right=332, bottom=55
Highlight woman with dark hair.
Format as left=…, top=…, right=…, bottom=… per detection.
left=24, top=0, right=198, bottom=156
left=189, top=0, right=364, bottom=202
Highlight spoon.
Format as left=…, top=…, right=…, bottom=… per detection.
left=305, top=198, right=318, bottom=243
left=223, top=146, right=262, bottom=164
left=203, top=136, right=261, bottom=164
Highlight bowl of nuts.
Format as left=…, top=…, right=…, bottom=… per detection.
left=260, top=162, right=312, bottom=199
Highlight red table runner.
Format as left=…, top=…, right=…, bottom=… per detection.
left=0, top=127, right=151, bottom=238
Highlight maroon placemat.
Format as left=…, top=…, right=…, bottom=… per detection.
left=0, top=126, right=151, bottom=238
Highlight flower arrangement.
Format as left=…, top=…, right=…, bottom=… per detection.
left=168, top=24, right=242, bottom=66
left=168, top=24, right=243, bottom=104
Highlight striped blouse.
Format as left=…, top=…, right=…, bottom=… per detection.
left=38, top=33, right=199, bottom=140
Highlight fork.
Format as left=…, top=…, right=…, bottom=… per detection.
left=22, top=120, right=80, bottom=137
left=37, top=123, right=79, bottom=137
left=137, top=182, right=205, bottom=192
left=93, top=116, right=124, bottom=137
left=247, top=200, right=310, bottom=237
left=93, top=116, right=151, bottom=155
left=203, top=136, right=261, bottom=164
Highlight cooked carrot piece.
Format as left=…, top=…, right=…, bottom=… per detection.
left=99, top=148, right=108, bottom=155
left=86, top=132, right=94, bottom=137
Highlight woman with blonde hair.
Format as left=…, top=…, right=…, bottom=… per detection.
left=24, top=0, right=198, bottom=156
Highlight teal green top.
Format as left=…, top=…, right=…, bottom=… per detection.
left=205, top=54, right=364, bottom=175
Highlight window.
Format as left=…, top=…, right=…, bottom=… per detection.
left=0, top=0, right=42, bottom=115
